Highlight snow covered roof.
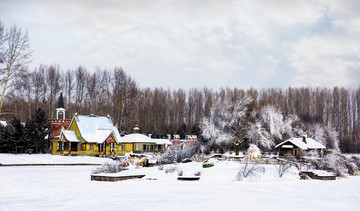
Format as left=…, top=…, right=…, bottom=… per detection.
left=120, top=133, right=156, bottom=144
left=275, top=136, right=326, bottom=150
left=151, top=138, right=173, bottom=145
left=62, top=130, right=80, bottom=142
left=68, top=115, right=121, bottom=144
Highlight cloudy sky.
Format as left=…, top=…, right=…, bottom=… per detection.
left=1, top=0, right=359, bottom=90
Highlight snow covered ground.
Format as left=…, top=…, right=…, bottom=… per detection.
left=0, top=153, right=112, bottom=165
left=1, top=154, right=360, bottom=211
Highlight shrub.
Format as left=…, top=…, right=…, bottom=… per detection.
left=164, top=166, right=177, bottom=174
left=312, top=150, right=359, bottom=176
left=158, top=143, right=201, bottom=164
left=236, top=155, right=265, bottom=181
left=92, top=161, right=125, bottom=174
left=274, top=161, right=292, bottom=178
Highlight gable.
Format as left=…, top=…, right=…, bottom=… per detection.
left=68, top=118, right=86, bottom=143
left=68, top=115, right=121, bottom=144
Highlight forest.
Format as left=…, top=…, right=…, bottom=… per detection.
left=0, top=22, right=359, bottom=153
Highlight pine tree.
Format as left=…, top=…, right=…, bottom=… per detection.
left=2, top=125, right=14, bottom=153
left=9, top=117, right=24, bottom=154
left=24, top=109, right=52, bottom=153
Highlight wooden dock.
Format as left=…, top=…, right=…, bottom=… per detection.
left=91, top=174, right=145, bottom=182
left=300, top=171, right=336, bottom=180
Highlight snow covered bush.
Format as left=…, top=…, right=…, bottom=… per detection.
left=350, top=155, right=360, bottom=169
left=274, top=160, right=292, bottom=178
left=236, top=145, right=265, bottom=181
left=164, top=166, right=177, bottom=174
left=158, top=142, right=200, bottom=164
left=245, top=144, right=262, bottom=161
left=194, top=171, right=201, bottom=176
left=236, top=155, right=265, bottom=181
left=126, top=155, right=147, bottom=167
left=312, top=150, right=359, bottom=176
left=91, top=161, right=125, bottom=174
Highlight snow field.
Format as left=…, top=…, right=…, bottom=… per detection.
left=0, top=153, right=113, bottom=165
left=1, top=157, right=360, bottom=211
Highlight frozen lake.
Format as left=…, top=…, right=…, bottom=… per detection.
left=1, top=161, right=360, bottom=211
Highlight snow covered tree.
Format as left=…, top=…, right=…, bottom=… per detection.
left=324, top=126, right=340, bottom=151
left=245, top=105, right=286, bottom=149
left=260, top=105, right=284, bottom=140
left=201, top=94, right=253, bottom=153
left=246, top=121, right=273, bottom=149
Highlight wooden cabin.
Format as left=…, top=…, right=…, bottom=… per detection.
left=275, top=135, right=326, bottom=158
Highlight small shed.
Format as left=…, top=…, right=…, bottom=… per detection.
left=275, top=135, right=325, bottom=158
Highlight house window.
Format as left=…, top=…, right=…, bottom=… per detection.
left=82, top=144, right=86, bottom=151
left=58, top=142, right=63, bottom=151
left=99, top=143, right=105, bottom=152
left=294, top=149, right=298, bottom=156
left=121, top=144, right=126, bottom=151
left=90, top=144, right=94, bottom=151
left=110, top=143, right=115, bottom=152
left=64, top=142, right=70, bottom=151
left=135, top=144, right=141, bottom=151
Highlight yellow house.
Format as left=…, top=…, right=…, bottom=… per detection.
left=51, top=115, right=173, bottom=156
left=52, top=114, right=122, bottom=156
left=117, top=127, right=172, bottom=155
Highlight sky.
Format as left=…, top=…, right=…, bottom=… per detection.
left=0, top=0, right=359, bottom=90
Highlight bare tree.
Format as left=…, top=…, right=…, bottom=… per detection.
left=0, top=25, right=32, bottom=116
left=31, top=68, right=44, bottom=111
left=86, top=71, right=98, bottom=114
left=64, top=69, right=73, bottom=118
left=47, top=65, right=61, bottom=118
left=74, top=66, right=88, bottom=114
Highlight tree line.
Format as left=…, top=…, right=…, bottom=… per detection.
left=1, top=22, right=359, bottom=153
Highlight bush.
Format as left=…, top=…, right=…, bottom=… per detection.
left=236, top=155, right=265, bottom=181
left=350, top=155, right=360, bottom=169
left=274, top=161, right=292, bottom=178
left=158, top=143, right=201, bottom=164
left=92, top=161, right=126, bottom=174
left=312, top=150, right=359, bottom=176
left=164, top=166, right=177, bottom=174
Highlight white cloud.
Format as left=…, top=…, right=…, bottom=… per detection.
left=1, top=0, right=359, bottom=89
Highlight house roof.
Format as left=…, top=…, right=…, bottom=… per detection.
left=151, top=138, right=173, bottom=145
left=62, top=130, right=80, bottom=142
left=67, top=115, right=121, bottom=144
left=275, top=137, right=326, bottom=150
left=119, top=133, right=155, bottom=143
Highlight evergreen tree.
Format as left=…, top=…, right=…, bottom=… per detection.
left=9, top=117, right=24, bottom=154
left=24, top=109, right=52, bottom=153
left=2, top=125, right=14, bottom=153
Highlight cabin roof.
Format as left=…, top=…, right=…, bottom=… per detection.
left=275, top=137, right=326, bottom=150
